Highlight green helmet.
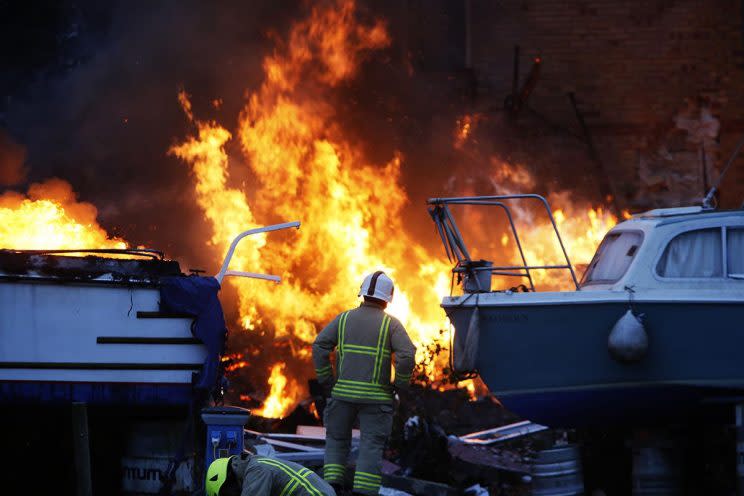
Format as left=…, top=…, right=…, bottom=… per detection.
left=206, top=456, right=234, bottom=496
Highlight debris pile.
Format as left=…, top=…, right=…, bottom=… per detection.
left=244, top=385, right=554, bottom=495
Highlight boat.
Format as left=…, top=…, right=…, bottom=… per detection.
left=0, top=221, right=299, bottom=494
left=0, top=248, right=208, bottom=405
left=0, top=220, right=298, bottom=405
left=428, top=195, right=744, bottom=427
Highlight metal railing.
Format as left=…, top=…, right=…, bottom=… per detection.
left=215, top=221, right=301, bottom=284
left=427, top=195, right=579, bottom=291
left=1, top=248, right=166, bottom=260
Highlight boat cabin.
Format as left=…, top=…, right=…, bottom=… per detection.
left=582, top=206, right=744, bottom=293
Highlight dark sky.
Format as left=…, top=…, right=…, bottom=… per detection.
left=0, top=1, right=474, bottom=266
left=0, top=2, right=299, bottom=267
left=0, top=0, right=601, bottom=271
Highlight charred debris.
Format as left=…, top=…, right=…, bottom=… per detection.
left=244, top=382, right=549, bottom=496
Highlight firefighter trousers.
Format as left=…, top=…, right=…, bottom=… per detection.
left=322, top=397, right=393, bottom=495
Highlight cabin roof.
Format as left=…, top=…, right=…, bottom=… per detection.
left=618, top=207, right=744, bottom=232
left=0, top=250, right=182, bottom=284
left=635, top=205, right=705, bottom=218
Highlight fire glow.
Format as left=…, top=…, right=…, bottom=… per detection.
left=0, top=179, right=126, bottom=251
left=0, top=1, right=621, bottom=420
left=171, top=0, right=619, bottom=418
left=172, top=0, right=452, bottom=418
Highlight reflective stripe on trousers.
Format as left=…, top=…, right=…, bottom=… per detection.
left=323, top=398, right=393, bottom=496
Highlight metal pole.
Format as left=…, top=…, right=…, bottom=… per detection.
left=428, top=195, right=580, bottom=289
left=451, top=200, right=535, bottom=291
left=704, top=134, right=744, bottom=208
left=568, top=92, right=619, bottom=218
left=72, top=402, right=93, bottom=496
left=433, top=216, right=454, bottom=262
left=442, top=206, right=472, bottom=261
left=497, top=205, right=535, bottom=291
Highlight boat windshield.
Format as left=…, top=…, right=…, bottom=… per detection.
left=582, top=231, right=642, bottom=285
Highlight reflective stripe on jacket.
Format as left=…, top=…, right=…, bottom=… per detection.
left=230, top=453, right=336, bottom=496
left=312, top=300, right=417, bottom=404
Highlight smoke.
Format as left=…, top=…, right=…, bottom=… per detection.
left=2, top=0, right=302, bottom=270
left=2, top=0, right=613, bottom=412
left=0, top=131, right=27, bottom=186
left=2, top=0, right=609, bottom=260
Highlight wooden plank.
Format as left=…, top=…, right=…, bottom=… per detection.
left=295, top=425, right=326, bottom=437
left=261, top=433, right=327, bottom=442
left=461, top=421, right=533, bottom=439
left=448, top=441, right=530, bottom=474
left=296, top=425, right=360, bottom=439
left=262, top=438, right=325, bottom=453
left=460, top=421, right=548, bottom=445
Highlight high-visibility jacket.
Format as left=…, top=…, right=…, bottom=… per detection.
left=312, top=300, right=417, bottom=403
left=230, top=453, right=336, bottom=496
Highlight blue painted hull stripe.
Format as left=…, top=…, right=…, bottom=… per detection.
left=494, top=379, right=744, bottom=397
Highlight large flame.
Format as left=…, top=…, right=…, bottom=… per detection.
left=260, top=363, right=300, bottom=419
left=173, top=1, right=618, bottom=418
left=0, top=3, right=620, bottom=421
left=478, top=157, right=619, bottom=291
left=172, top=0, right=450, bottom=418
left=462, top=157, right=619, bottom=291
left=520, top=200, right=618, bottom=290
left=0, top=179, right=126, bottom=250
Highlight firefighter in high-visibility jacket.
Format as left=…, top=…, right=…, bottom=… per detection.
left=312, top=271, right=417, bottom=496
left=205, top=452, right=336, bottom=496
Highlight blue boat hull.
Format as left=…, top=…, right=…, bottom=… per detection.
left=444, top=299, right=744, bottom=427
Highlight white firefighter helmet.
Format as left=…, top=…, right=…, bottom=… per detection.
left=358, top=271, right=395, bottom=303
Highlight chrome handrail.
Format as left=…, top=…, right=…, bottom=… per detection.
left=215, top=221, right=301, bottom=284
left=427, top=194, right=579, bottom=291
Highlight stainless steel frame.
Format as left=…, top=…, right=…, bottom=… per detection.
left=427, top=194, right=579, bottom=291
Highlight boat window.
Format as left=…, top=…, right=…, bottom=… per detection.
left=583, top=231, right=642, bottom=284
left=656, top=228, right=722, bottom=278
left=727, top=228, right=744, bottom=278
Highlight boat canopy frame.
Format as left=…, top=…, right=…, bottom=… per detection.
left=427, top=195, right=579, bottom=291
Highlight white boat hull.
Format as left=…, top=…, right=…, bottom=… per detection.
left=0, top=281, right=206, bottom=388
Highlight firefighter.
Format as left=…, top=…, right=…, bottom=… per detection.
left=205, top=451, right=336, bottom=496
left=312, top=271, right=417, bottom=496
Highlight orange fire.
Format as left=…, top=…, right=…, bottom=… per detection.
left=0, top=179, right=126, bottom=250
left=454, top=114, right=482, bottom=150
left=258, top=363, right=301, bottom=419
left=519, top=202, right=617, bottom=290
left=0, top=4, right=620, bottom=422
left=173, top=0, right=450, bottom=418
left=172, top=0, right=617, bottom=418
left=481, top=160, right=618, bottom=290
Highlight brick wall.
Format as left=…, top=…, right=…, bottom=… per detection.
left=468, top=0, right=744, bottom=209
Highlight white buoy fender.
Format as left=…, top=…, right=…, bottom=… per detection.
left=607, top=309, right=648, bottom=363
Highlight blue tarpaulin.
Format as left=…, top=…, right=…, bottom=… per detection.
left=160, top=276, right=227, bottom=390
